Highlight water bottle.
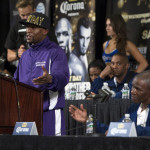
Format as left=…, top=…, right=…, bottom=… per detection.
left=86, top=114, right=93, bottom=134
left=65, top=92, right=70, bottom=100
left=70, top=85, right=76, bottom=100
left=122, top=114, right=132, bottom=122
left=102, top=82, right=110, bottom=91
left=122, top=83, right=130, bottom=99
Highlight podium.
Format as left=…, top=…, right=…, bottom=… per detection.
left=0, top=75, right=43, bottom=135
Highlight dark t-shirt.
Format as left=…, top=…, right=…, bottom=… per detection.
left=5, top=15, right=27, bottom=50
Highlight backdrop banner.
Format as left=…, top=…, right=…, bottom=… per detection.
left=106, top=0, right=150, bottom=70
left=53, top=0, right=96, bottom=82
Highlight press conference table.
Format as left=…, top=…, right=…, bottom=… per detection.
left=65, top=99, right=132, bottom=135
left=1, top=99, right=149, bottom=150
left=0, top=135, right=150, bottom=150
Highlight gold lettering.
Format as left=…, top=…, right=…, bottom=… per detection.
left=72, top=76, right=76, bottom=81
left=122, top=13, right=150, bottom=20
left=148, top=30, right=150, bottom=39
left=34, top=17, right=39, bottom=26
left=142, top=30, right=150, bottom=40
left=30, top=16, right=36, bottom=24
left=69, top=76, right=82, bottom=81
left=77, top=76, right=82, bottom=81
left=142, top=30, right=147, bottom=40
left=137, top=0, right=141, bottom=6
left=72, top=76, right=82, bottom=81
left=27, top=15, right=32, bottom=23
left=69, top=76, right=72, bottom=82
left=39, top=17, right=44, bottom=26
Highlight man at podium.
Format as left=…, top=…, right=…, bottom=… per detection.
left=14, top=12, right=70, bottom=136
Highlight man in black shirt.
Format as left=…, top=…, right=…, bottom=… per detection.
left=5, top=0, right=35, bottom=74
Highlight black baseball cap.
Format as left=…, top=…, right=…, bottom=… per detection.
left=19, top=12, right=50, bottom=29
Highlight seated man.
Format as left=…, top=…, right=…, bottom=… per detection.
left=88, top=59, right=105, bottom=83
left=69, top=70, right=150, bottom=136
left=91, top=52, right=137, bottom=98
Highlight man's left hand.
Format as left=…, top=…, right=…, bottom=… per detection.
left=32, top=66, right=52, bottom=85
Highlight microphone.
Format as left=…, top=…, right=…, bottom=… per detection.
left=84, top=90, right=104, bottom=99
left=55, top=124, right=86, bottom=136
left=0, top=53, right=6, bottom=66
left=12, top=78, right=21, bottom=122
left=84, top=89, right=111, bottom=102
left=84, top=90, right=91, bottom=97
left=98, top=89, right=112, bottom=103
left=0, top=72, right=12, bottom=78
left=83, top=89, right=112, bottom=136
left=0, top=57, right=5, bottom=66
left=18, top=27, right=29, bottom=49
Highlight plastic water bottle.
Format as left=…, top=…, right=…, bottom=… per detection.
left=102, top=82, right=110, bottom=91
left=86, top=114, right=93, bottom=134
left=122, top=114, right=132, bottom=122
left=65, top=92, right=70, bottom=100
left=70, top=85, right=76, bottom=100
left=122, top=83, right=130, bottom=99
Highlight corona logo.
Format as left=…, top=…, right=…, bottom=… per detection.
left=60, top=1, right=85, bottom=14
left=22, top=122, right=27, bottom=127
left=118, top=123, right=124, bottom=128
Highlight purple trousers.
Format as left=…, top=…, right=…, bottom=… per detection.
left=43, top=109, right=65, bottom=136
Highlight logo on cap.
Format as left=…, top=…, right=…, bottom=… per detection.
left=27, top=15, right=44, bottom=27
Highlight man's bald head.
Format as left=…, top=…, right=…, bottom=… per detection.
left=112, top=52, right=129, bottom=64
left=134, top=70, right=150, bottom=89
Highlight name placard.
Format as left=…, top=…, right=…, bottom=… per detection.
left=13, top=122, right=38, bottom=135
left=107, top=122, right=137, bottom=137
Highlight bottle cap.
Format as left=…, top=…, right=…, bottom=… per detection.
left=89, top=114, right=93, bottom=118
left=124, top=83, right=128, bottom=86
left=103, top=82, right=108, bottom=86
left=125, top=114, right=130, bottom=118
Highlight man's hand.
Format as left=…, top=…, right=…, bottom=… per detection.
left=69, top=104, right=88, bottom=123
left=18, top=45, right=26, bottom=58
left=86, top=92, right=96, bottom=100
left=32, top=66, right=52, bottom=85
left=100, top=65, right=112, bottom=79
left=105, top=130, right=108, bottom=136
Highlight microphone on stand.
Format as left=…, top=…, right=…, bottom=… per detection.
left=0, top=53, right=6, bottom=66
left=84, top=89, right=112, bottom=136
left=55, top=124, right=86, bottom=136
left=0, top=72, right=12, bottom=78
left=84, top=90, right=91, bottom=98
left=12, top=78, right=21, bottom=122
